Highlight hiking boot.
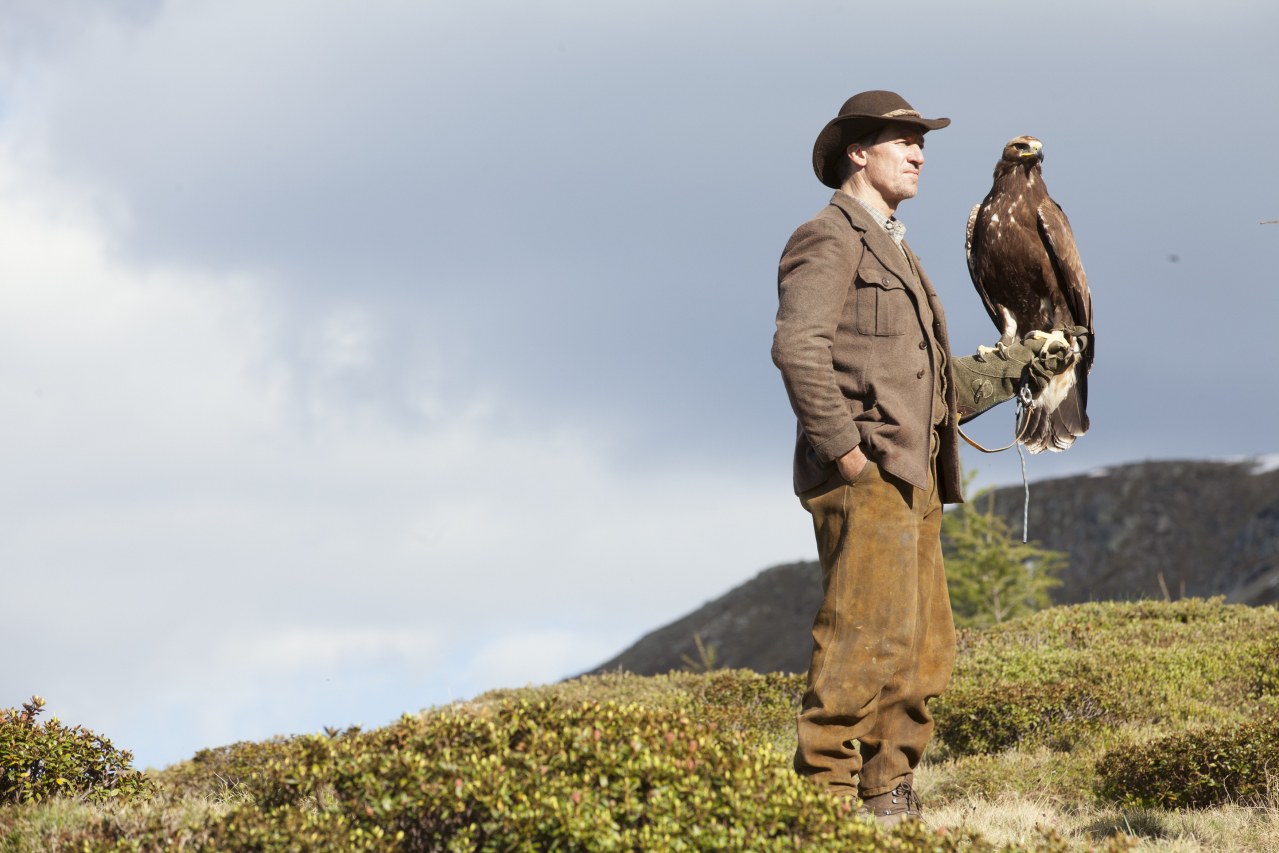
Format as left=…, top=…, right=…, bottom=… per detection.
left=857, top=780, right=922, bottom=827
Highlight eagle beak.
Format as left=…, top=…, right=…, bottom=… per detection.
left=1022, top=141, right=1044, bottom=160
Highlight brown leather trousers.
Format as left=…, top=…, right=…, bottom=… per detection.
left=794, top=441, right=955, bottom=798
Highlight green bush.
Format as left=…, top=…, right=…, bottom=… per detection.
left=934, top=680, right=1119, bottom=756
left=0, top=696, right=152, bottom=806
left=156, top=734, right=322, bottom=804
left=474, top=669, right=807, bottom=755
left=1251, top=631, right=1279, bottom=699
left=174, top=697, right=1002, bottom=852
left=1096, top=714, right=1279, bottom=809
left=219, top=699, right=831, bottom=849
left=945, top=599, right=1279, bottom=734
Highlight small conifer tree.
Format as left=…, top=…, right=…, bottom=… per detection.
left=942, top=478, right=1066, bottom=628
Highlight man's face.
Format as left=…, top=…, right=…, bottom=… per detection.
left=851, top=123, right=926, bottom=208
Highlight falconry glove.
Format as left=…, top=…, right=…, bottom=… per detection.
left=953, top=341, right=1033, bottom=422
left=953, top=328, right=1088, bottom=422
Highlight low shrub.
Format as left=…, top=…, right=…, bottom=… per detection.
left=1251, top=632, right=1279, bottom=698
left=946, top=599, right=1279, bottom=735
left=0, top=696, right=152, bottom=806
left=175, top=697, right=1005, bottom=851
left=156, top=734, right=321, bottom=804
left=1095, top=714, right=1279, bottom=809
left=934, top=680, right=1119, bottom=756
left=680, top=670, right=805, bottom=739
left=477, top=669, right=806, bottom=732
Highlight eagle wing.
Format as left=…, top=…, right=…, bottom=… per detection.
left=966, top=202, right=1004, bottom=331
left=1036, top=199, right=1093, bottom=340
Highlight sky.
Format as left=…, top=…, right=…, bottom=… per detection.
left=1, top=0, right=1276, bottom=770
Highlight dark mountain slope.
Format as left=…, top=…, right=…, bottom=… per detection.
left=987, top=457, right=1279, bottom=605
left=590, top=457, right=1279, bottom=677
left=590, top=560, right=820, bottom=677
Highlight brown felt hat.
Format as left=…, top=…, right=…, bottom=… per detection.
left=811, top=91, right=950, bottom=188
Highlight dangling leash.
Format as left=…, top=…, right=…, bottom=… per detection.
left=956, top=384, right=1036, bottom=542
left=957, top=384, right=1035, bottom=453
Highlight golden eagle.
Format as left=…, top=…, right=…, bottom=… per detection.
left=966, top=135, right=1094, bottom=453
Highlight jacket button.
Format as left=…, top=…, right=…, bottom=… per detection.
left=916, top=368, right=925, bottom=378
left=918, top=341, right=927, bottom=350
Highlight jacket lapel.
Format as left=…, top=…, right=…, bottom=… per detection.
left=830, top=193, right=926, bottom=302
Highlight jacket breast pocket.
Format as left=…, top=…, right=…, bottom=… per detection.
left=854, top=267, right=914, bottom=336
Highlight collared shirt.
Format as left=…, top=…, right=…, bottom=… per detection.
left=847, top=195, right=907, bottom=253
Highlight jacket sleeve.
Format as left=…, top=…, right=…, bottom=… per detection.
left=952, top=343, right=1036, bottom=423
left=771, top=217, right=864, bottom=464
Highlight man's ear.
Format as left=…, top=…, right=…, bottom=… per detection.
left=845, top=143, right=868, bottom=169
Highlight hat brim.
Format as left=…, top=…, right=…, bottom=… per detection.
left=812, top=113, right=950, bottom=189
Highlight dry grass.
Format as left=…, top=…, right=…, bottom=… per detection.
left=0, top=794, right=238, bottom=852
left=916, top=762, right=1279, bottom=852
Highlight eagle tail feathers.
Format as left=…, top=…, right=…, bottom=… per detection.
left=1020, top=366, right=1089, bottom=454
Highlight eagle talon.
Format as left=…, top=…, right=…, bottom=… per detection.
left=976, top=341, right=1013, bottom=361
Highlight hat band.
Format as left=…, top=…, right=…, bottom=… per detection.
left=883, top=108, right=921, bottom=118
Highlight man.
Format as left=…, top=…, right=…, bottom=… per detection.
left=771, top=91, right=1079, bottom=824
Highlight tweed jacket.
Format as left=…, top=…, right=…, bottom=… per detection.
left=773, top=193, right=964, bottom=502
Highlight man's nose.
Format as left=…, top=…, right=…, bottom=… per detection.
left=908, top=146, right=925, bottom=165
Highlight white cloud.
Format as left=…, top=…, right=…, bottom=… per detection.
left=0, top=140, right=812, bottom=767
left=225, top=626, right=443, bottom=675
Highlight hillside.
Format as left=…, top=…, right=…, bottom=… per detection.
left=591, top=456, right=1279, bottom=677
left=6, top=600, right=1278, bottom=851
